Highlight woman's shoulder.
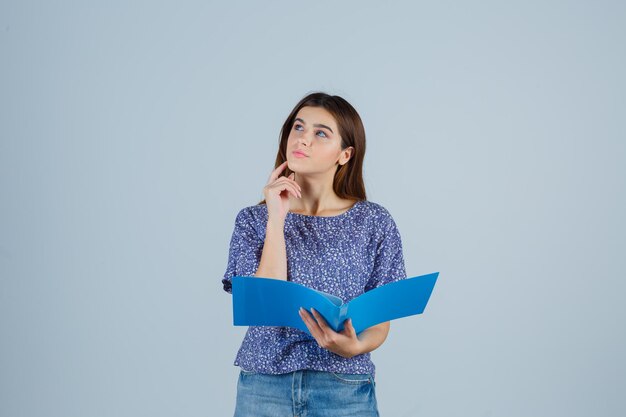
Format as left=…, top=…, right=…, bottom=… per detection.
left=231, top=203, right=268, bottom=227
left=358, top=199, right=397, bottom=220
left=238, top=202, right=267, bottom=213
left=357, top=200, right=402, bottom=237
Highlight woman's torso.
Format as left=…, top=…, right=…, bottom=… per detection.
left=230, top=199, right=398, bottom=379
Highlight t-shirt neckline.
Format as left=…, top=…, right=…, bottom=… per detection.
left=286, top=199, right=363, bottom=220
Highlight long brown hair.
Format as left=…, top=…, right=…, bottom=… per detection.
left=257, top=92, right=367, bottom=205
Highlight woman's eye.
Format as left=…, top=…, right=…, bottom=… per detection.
left=293, top=124, right=328, bottom=138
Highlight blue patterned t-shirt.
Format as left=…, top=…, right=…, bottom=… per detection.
left=221, top=199, right=407, bottom=379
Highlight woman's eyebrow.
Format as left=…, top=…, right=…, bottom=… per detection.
left=294, top=117, right=334, bottom=134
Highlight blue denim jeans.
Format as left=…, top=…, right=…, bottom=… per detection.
left=233, top=368, right=379, bottom=417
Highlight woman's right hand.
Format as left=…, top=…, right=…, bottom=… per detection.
left=264, top=161, right=302, bottom=222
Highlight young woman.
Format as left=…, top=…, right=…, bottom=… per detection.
left=222, top=92, right=407, bottom=417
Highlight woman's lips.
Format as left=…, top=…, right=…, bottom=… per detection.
left=292, top=151, right=308, bottom=158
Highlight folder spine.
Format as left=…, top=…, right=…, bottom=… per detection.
left=340, top=304, right=348, bottom=320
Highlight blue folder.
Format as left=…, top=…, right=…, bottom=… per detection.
left=231, top=272, right=439, bottom=335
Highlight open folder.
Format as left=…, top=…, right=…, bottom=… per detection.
left=231, top=272, right=439, bottom=336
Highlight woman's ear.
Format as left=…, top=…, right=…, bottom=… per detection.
left=339, top=146, right=354, bottom=165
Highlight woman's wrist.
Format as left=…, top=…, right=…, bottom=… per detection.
left=267, top=217, right=285, bottom=229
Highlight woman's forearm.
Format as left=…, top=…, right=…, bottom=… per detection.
left=355, top=321, right=390, bottom=356
left=254, top=218, right=288, bottom=281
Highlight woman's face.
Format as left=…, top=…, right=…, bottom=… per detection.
left=286, top=106, right=352, bottom=176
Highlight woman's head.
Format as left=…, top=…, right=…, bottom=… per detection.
left=258, top=92, right=367, bottom=204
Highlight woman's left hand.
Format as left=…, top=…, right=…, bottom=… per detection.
left=299, top=307, right=363, bottom=358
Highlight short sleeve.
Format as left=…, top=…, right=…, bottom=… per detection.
left=221, top=207, right=265, bottom=294
left=364, top=213, right=407, bottom=292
